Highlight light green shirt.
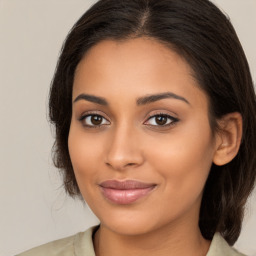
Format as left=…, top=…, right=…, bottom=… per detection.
left=17, top=226, right=246, bottom=256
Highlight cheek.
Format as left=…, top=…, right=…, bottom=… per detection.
left=68, top=127, right=105, bottom=207
left=68, top=123, right=101, bottom=185
left=146, top=119, right=214, bottom=196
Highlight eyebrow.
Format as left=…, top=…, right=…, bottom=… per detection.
left=73, top=94, right=108, bottom=105
left=136, top=92, right=190, bottom=105
left=73, top=92, right=190, bottom=106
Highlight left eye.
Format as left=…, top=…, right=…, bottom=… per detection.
left=145, top=114, right=177, bottom=126
left=80, top=114, right=110, bottom=127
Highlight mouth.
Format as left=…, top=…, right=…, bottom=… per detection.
left=99, top=180, right=157, bottom=205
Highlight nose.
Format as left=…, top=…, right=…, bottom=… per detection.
left=105, top=124, right=144, bottom=171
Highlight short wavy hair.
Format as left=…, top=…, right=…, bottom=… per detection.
left=49, top=0, right=256, bottom=245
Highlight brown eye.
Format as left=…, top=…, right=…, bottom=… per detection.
left=91, top=115, right=103, bottom=125
left=145, top=114, right=178, bottom=127
left=80, top=114, right=110, bottom=127
left=155, top=115, right=168, bottom=125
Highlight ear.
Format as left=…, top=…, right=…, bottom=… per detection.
left=213, top=112, right=243, bottom=166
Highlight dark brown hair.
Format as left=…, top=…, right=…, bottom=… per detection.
left=49, top=0, right=256, bottom=245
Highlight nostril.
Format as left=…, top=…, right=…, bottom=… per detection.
left=127, top=163, right=136, bottom=166
left=105, top=159, right=140, bottom=171
left=105, top=162, right=135, bottom=167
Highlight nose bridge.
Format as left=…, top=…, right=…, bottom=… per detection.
left=105, top=120, right=144, bottom=170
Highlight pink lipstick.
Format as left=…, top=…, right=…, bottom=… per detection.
left=99, top=180, right=156, bottom=204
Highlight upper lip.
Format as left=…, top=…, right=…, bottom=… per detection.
left=99, top=180, right=156, bottom=190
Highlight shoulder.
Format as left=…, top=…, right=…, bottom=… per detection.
left=16, top=226, right=97, bottom=256
left=17, top=234, right=76, bottom=256
left=207, top=233, right=246, bottom=256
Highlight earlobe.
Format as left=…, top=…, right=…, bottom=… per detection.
left=213, top=112, right=243, bottom=166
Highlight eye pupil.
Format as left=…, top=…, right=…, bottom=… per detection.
left=91, top=115, right=102, bottom=125
left=156, top=115, right=167, bottom=125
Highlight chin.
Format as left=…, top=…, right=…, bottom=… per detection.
left=95, top=206, right=176, bottom=237
left=101, top=219, right=158, bottom=236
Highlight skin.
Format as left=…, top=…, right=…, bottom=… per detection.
left=68, top=37, right=241, bottom=256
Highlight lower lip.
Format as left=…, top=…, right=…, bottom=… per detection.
left=100, top=187, right=155, bottom=205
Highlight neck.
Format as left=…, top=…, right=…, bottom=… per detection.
left=93, top=218, right=210, bottom=256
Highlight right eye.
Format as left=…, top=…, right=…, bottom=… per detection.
left=80, top=114, right=110, bottom=128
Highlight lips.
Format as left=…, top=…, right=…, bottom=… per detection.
left=99, top=180, right=156, bottom=205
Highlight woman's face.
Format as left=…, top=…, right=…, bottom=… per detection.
left=68, top=38, right=217, bottom=236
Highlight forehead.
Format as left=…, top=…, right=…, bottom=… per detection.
left=73, top=37, right=208, bottom=109
left=75, top=37, right=193, bottom=81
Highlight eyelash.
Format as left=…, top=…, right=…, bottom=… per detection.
left=79, top=112, right=179, bottom=129
left=145, top=113, right=179, bottom=128
left=79, top=112, right=110, bottom=129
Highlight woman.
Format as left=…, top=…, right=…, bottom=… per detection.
left=18, top=0, right=256, bottom=255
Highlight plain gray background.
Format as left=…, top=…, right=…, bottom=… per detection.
left=0, top=1, right=255, bottom=255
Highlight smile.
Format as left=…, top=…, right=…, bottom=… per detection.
left=99, top=180, right=156, bottom=205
